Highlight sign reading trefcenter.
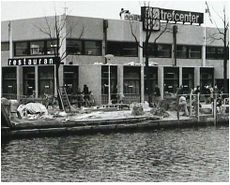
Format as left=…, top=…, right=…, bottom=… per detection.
left=8, top=57, right=59, bottom=66
left=141, top=6, right=204, bottom=31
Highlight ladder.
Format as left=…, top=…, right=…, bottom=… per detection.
left=57, top=86, right=71, bottom=112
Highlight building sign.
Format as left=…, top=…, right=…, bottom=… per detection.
left=124, top=13, right=141, bottom=21
left=8, top=57, right=59, bottom=66
left=141, top=6, right=204, bottom=31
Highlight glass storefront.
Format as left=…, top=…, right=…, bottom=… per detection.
left=101, top=65, right=117, bottom=104
left=124, top=66, right=141, bottom=103
left=200, top=67, right=214, bottom=90
left=38, top=66, right=54, bottom=96
left=2, top=67, right=17, bottom=99
left=182, top=67, right=194, bottom=93
left=144, top=66, right=158, bottom=94
left=64, top=65, right=79, bottom=95
left=23, top=67, right=35, bottom=96
left=164, top=67, right=179, bottom=94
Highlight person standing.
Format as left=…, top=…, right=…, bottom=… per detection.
left=76, top=87, right=83, bottom=108
left=153, top=85, right=161, bottom=107
left=179, top=95, right=189, bottom=116
left=83, top=84, right=90, bottom=107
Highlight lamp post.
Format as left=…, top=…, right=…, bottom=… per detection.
left=104, top=54, right=114, bottom=105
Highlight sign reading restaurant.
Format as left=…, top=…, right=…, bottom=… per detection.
left=8, top=57, right=59, bottom=66
left=141, top=6, right=204, bottom=31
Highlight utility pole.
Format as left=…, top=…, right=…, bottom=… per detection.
left=173, top=25, right=178, bottom=66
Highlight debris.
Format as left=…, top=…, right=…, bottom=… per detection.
left=150, top=107, right=169, bottom=117
left=130, top=102, right=144, bottom=116
left=17, top=103, right=48, bottom=119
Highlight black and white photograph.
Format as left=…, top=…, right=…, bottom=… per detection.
left=1, top=0, right=229, bottom=182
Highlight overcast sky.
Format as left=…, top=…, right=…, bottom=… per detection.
left=1, top=0, right=229, bottom=27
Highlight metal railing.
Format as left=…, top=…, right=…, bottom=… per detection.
left=176, top=92, right=229, bottom=122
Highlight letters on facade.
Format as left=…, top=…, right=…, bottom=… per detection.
left=8, top=57, right=59, bottom=66
left=141, top=6, right=204, bottom=31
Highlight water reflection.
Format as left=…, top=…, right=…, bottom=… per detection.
left=1, top=126, right=229, bottom=182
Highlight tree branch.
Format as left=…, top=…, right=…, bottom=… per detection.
left=129, top=21, right=143, bottom=48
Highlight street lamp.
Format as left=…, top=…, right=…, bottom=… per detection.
left=104, top=54, right=114, bottom=105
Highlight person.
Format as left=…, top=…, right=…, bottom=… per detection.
left=83, top=84, right=90, bottom=107
left=193, top=85, right=200, bottom=94
left=202, top=85, right=211, bottom=103
left=76, top=87, right=83, bottom=108
left=216, top=96, right=222, bottom=113
left=177, top=85, right=184, bottom=96
left=153, top=85, right=161, bottom=107
left=111, top=85, right=118, bottom=104
left=214, top=84, right=219, bottom=99
left=192, top=86, right=201, bottom=116
left=208, top=85, right=214, bottom=103
left=179, top=95, right=189, bottom=116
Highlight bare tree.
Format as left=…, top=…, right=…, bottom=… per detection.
left=35, top=13, right=84, bottom=109
left=206, top=2, right=229, bottom=93
left=129, top=2, right=170, bottom=104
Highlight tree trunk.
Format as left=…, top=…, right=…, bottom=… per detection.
left=145, top=41, right=152, bottom=105
left=223, top=31, right=228, bottom=93
left=56, top=62, right=63, bottom=110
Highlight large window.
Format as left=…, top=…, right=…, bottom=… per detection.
left=144, top=67, right=158, bottom=94
left=188, top=46, right=202, bottom=59
left=200, top=67, right=214, bottom=91
left=1, top=42, right=9, bottom=51
left=2, top=67, right=17, bottom=99
left=38, top=66, right=54, bottom=96
left=164, top=67, right=179, bottom=94
left=176, top=45, right=187, bottom=58
left=101, top=66, right=117, bottom=95
left=85, top=41, right=101, bottom=55
left=64, top=66, right=79, bottom=95
left=14, top=42, right=29, bottom=56
left=176, top=45, right=202, bottom=59
left=66, top=40, right=83, bottom=55
left=144, top=43, right=172, bottom=58
left=101, top=66, right=117, bottom=104
left=23, top=67, right=35, bottom=96
left=66, top=39, right=102, bottom=56
left=206, top=46, right=229, bottom=59
left=14, top=40, right=58, bottom=56
left=30, top=41, right=45, bottom=55
left=107, top=41, right=138, bottom=57
left=182, top=68, right=194, bottom=93
left=124, top=66, right=140, bottom=94
left=46, top=40, right=57, bottom=55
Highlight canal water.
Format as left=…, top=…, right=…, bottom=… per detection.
left=1, top=126, right=229, bottom=182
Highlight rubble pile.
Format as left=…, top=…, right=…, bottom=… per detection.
left=150, top=107, right=169, bottom=118
left=130, top=102, right=144, bottom=116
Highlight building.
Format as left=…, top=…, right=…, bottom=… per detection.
left=1, top=13, right=229, bottom=105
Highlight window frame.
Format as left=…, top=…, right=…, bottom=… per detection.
left=107, top=41, right=138, bottom=57
left=144, top=43, right=172, bottom=58
left=66, top=39, right=102, bottom=56
left=176, top=45, right=202, bottom=59
left=206, top=46, right=228, bottom=60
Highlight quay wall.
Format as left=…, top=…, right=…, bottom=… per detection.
left=2, top=117, right=228, bottom=140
